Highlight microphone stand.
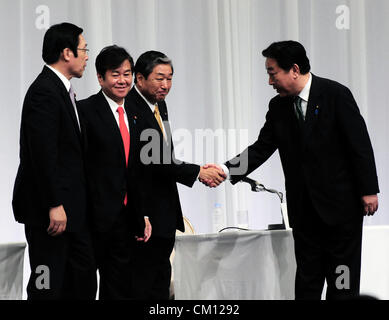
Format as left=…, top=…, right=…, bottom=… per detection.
left=241, top=177, right=290, bottom=230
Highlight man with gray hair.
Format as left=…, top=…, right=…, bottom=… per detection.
left=127, top=51, right=226, bottom=299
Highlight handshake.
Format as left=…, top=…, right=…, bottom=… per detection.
left=199, top=164, right=227, bottom=188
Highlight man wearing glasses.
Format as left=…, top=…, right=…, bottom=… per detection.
left=12, top=22, right=96, bottom=300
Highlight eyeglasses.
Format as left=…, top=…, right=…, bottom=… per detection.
left=77, top=48, right=89, bottom=53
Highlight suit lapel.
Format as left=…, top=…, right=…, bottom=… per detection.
left=95, top=91, right=127, bottom=164
left=283, top=96, right=303, bottom=149
left=124, top=100, right=139, bottom=168
left=61, top=88, right=82, bottom=138
left=43, top=67, right=81, bottom=139
left=130, top=88, right=169, bottom=145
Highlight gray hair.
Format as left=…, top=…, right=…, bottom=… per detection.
left=134, top=51, right=174, bottom=83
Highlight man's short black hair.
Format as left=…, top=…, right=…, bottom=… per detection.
left=42, top=22, right=83, bottom=64
left=95, top=45, right=134, bottom=79
left=262, top=40, right=311, bottom=74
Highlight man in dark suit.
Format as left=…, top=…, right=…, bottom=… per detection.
left=222, top=41, right=379, bottom=299
left=77, top=45, right=151, bottom=300
left=12, top=23, right=96, bottom=299
left=127, top=51, right=226, bottom=299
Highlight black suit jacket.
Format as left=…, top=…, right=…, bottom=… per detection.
left=226, top=74, right=379, bottom=227
left=127, top=87, right=200, bottom=238
left=12, top=66, right=87, bottom=231
left=77, top=90, right=147, bottom=234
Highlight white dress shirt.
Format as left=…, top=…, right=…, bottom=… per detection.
left=295, top=73, right=312, bottom=119
left=101, top=90, right=129, bottom=131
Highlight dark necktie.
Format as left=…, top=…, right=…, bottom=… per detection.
left=294, top=96, right=304, bottom=124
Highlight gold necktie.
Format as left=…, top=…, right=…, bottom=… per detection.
left=154, top=104, right=166, bottom=140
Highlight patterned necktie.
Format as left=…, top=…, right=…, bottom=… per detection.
left=69, top=85, right=80, bottom=130
left=154, top=104, right=166, bottom=140
left=294, top=96, right=304, bottom=124
left=117, top=106, right=130, bottom=205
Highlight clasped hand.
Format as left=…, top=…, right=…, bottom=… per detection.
left=199, top=164, right=227, bottom=188
left=361, top=194, right=378, bottom=216
left=47, top=205, right=67, bottom=236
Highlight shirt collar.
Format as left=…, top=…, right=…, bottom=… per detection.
left=46, top=64, right=71, bottom=92
left=298, top=73, right=312, bottom=102
left=101, top=90, right=126, bottom=114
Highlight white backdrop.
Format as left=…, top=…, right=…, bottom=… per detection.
left=1, top=0, right=388, bottom=245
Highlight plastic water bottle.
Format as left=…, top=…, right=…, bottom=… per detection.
left=212, top=203, right=225, bottom=233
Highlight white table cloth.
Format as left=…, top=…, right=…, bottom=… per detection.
left=174, top=226, right=389, bottom=300
left=174, top=229, right=296, bottom=300
left=0, top=242, right=26, bottom=300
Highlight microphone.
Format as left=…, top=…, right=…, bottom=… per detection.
left=240, top=176, right=290, bottom=230
left=241, top=176, right=264, bottom=192
left=241, top=176, right=258, bottom=185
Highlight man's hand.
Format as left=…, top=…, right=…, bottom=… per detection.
left=47, top=205, right=67, bottom=236
left=361, top=194, right=379, bottom=216
left=136, top=217, right=152, bottom=242
left=199, top=164, right=227, bottom=188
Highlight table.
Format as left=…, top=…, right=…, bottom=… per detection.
left=360, top=226, right=389, bottom=299
left=173, top=229, right=296, bottom=299
left=0, top=242, right=26, bottom=300
left=173, top=226, right=389, bottom=300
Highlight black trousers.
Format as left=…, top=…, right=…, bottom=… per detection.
left=130, top=236, right=175, bottom=300
left=92, top=207, right=132, bottom=300
left=25, top=224, right=97, bottom=300
left=292, top=195, right=363, bottom=300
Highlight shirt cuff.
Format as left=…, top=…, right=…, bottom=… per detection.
left=220, top=164, right=230, bottom=179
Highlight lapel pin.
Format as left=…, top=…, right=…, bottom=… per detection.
left=133, top=115, right=137, bottom=124
left=314, top=106, right=319, bottom=116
